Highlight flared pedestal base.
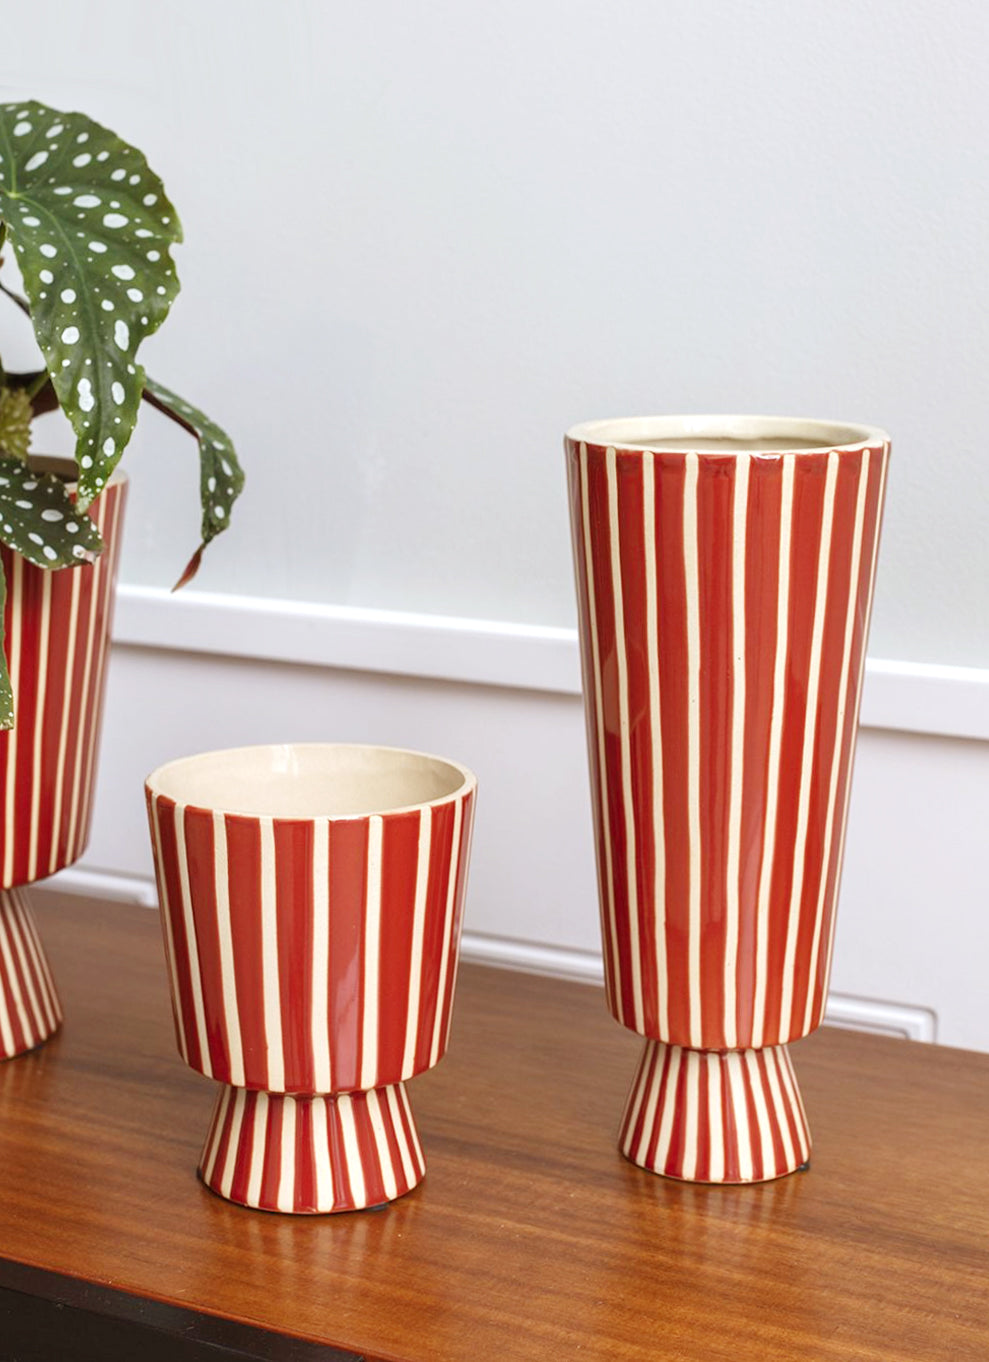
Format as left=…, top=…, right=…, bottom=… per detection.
left=0, top=888, right=63, bottom=1060
left=619, top=1040, right=811, bottom=1183
left=199, top=1083, right=426, bottom=1213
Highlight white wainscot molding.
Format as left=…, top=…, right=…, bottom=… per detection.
left=114, top=584, right=989, bottom=742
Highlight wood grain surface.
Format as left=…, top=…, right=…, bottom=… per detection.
left=0, top=893, right=987, bottom=1361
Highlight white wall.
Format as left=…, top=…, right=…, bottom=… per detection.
left=5, top=7, right=989, bottom=1051
left=3, top=0, right=989, bottom=665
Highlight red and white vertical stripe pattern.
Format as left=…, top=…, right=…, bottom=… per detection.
left=619, top=1039, right=811, bottom=1183
left=0, top=476, right=127, bottom=889
left=566, top=437, right=889, bottom=1052
left=146, top=788, right=476, bottom=1093
left=0, top=477, right=125, bottom=1061
left=146, top=779, right=475, bottom=1211
left=199, top=1083, right=425, bottom=1213
left=0, top=887, right=62, bottom=1059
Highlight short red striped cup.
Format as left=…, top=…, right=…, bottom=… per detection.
left=566, top=416, right=890, bottom=1182
left=145, top=743, right=476, bottom=1213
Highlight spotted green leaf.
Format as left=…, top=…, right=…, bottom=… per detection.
left=0, top=454, right=104, bottom=569
left=142, top=379, right=244, bottom=588
left=0, top=454, right=104, bottom=717
left=0, top=100, right=182, bottom=507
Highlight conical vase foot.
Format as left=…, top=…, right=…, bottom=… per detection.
left=619, top=1040, right=811, bottom=1183
left=0, top=888, right=62, bottom=1060
left=199, top=1083, right=426, bottom=1213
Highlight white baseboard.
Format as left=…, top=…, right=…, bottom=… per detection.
left=461, top=931, right=936, bottom=1042
left=42, top=865, right=160, bottom=909
left=823, top=993, right=936, bottom=1043
left=460, top=931, right=605, bottom=985
left=113, top=584, right=989, bottom=742
left=39, top=866, right=935, bottom=1043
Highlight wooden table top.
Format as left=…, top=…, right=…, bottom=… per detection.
left=0, top=893, right=987, bottom=1361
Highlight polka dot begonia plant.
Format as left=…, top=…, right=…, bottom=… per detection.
left=0, top=100, right=244, bottom=726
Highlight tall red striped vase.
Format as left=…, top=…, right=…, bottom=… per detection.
left=146, top=742, right=477, bottom=1213
left=566, top=417, right=889, bottom=1183
left=0, top=468, right=127, bottom=1060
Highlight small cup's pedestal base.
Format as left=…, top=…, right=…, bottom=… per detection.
left=199, top=1082, right=426, bottom=1213
left=619, top=1039, right=812, bottom=1183
left=0, top=888, right=63, bottom=1061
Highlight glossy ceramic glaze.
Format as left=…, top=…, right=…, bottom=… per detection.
left=619, top=1040, right=811, bottom=1183
left=145, top=742, right=476, bottom=1213
left=0, top=470, right=127, bottom=1060
left=0, top=886, right=62, bottom=1057
left=566, top=415, right=889, bottom=1181
left=200, top=1085, right=424, bottom=1213
left=0, top=470, right=126, bottom=888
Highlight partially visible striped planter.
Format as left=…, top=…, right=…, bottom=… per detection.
left=0, top=469, right=127, bottom=1061
left=566, top=416, right=889, bottom=1183
left=0, top=887, right=62, bottom=1059
left=146, top=742, right=476, bottom=1213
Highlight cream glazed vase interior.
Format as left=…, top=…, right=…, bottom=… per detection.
left=565, top=413, right=890, bottom=1183
left=149, top=742, right=471, bottom=818
left=146, top=742, right=477, bottom=1214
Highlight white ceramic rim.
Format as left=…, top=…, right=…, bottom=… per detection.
left=145, top=741, right=477, bottom=820
left=565, top=414, right=889, bottom=452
